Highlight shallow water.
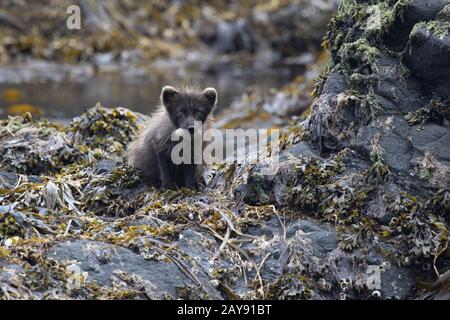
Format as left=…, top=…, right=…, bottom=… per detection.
left=0, top=60, right=305, bottom=121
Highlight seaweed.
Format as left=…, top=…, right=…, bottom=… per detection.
left=405, top=100, right=450, bottom=126
left=0, top=114, right=83, bottom=175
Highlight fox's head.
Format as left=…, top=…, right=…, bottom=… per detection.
left=161, top=86, right=217, bottom=133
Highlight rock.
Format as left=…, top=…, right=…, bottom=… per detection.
left=0, top=105, right=146, bottom=175
left=48, top=240, right=222, bottom=299
left=0, top=0, right=448, bottom=301
left=212, top=19, right=256, bottom=54
left=243, top=215, right=415, bottom=299
left=0, top=116, right=82, bottom=175
left=403, top=21, right=450, bottom=98
left=0, top=0, right=338, bottom=64
left=289, top=220, right=338, bottom=257
left=224, top=0, right=449, bottom=300
left=385, top=0, right=447, bottom=49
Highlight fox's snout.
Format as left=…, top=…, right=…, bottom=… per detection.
left=178, top=116, right=198, bottom=134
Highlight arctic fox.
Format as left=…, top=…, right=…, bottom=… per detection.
left=127, top=85, right=217, bottom=189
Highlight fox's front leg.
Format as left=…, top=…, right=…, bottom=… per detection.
left=156, top=154, right=173, bottom=189
left=183, top=164, right=196, bottom=190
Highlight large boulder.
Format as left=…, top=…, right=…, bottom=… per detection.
left=306, top=0, right=450, bottom=193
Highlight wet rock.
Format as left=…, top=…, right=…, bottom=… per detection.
left=0, top=171, right=18, bottom=188
left=438, top=5, right=450, bottom=21
left=270, top=0, right=450, bottom=299
left=0, top=104, right=444, bottom=300
left=81, top=161, right=146, bottom=217
left=48, top=240, right=222, bottom=299
left=1, top=1, right=449, bottom=301
left=373, top=55, right=424, bottom=115
left=403, top=21, right=450, bottom=98
left=69, top=104, right=147, bottom=151
left=385, top=0, right=446, bottom=49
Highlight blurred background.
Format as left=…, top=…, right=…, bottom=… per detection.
left=0, top=0, right=338, bottom=122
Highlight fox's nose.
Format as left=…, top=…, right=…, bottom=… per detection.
left=188, top=126, right=195, bottom=134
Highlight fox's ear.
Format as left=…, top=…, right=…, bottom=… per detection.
left=161, top=86, right=179, bottom=107
left=202, top=87, right=218, bottom=107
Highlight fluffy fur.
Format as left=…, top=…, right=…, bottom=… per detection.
left=127, top=85, right=217, bottom=189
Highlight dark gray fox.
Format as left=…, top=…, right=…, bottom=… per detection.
left=127, top=85, right=217, bottom=189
